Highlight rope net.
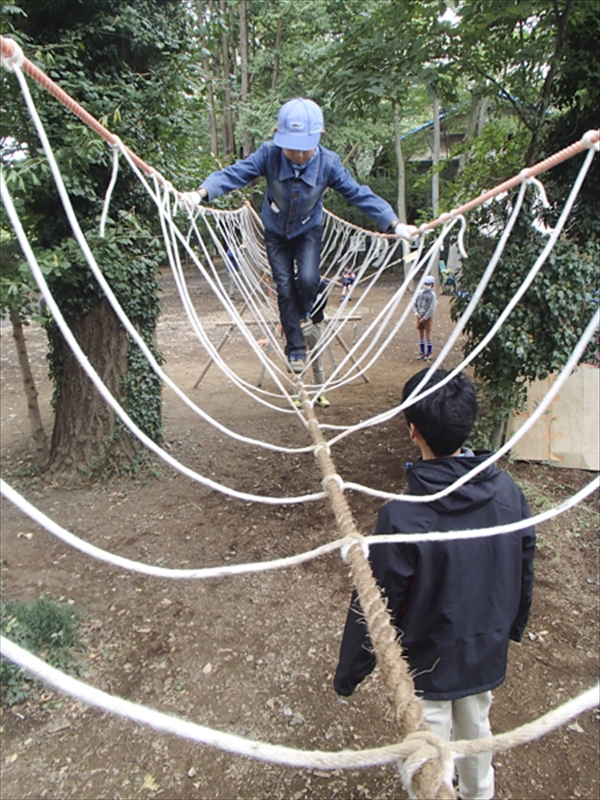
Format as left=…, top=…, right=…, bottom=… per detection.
left=1, top=35, right=598, bottom=799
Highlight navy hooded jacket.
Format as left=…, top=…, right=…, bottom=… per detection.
left=334, top=452, right=535, bottom=700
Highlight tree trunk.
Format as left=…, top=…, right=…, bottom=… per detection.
left=196, top=0, right=219, bottom=156
left=48, top=298, right=140, bottom=476
left=271, top=17, right=283, bottom=93
left=213, top=37, right=226, bottom=155
left=458, top=91, right=482, bottom=174
left=431, top=92, right=440, bottom=219
left=219, top=0, right=235, bottom=155
left=525, top=0, right=574, bottom=166
left=9, top=307, right=50, bottom=469
left=393, top=104, right=407, bottom=224
left=239, top=0, right=252, bottom=157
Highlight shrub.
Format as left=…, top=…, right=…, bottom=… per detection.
left=1, top=596, right=82, bottom=706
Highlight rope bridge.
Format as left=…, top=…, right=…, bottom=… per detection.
left=1, top=36, right=599, bottom=800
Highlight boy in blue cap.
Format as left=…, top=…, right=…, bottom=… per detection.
left=180, top=98, right=417, bottom=373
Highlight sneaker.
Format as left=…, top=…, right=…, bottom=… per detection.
left=316, top=394, right=330, bottom=408
left=299, top=315, right=314, bottom=337
left=288, top=352, right=306, bottom=373
left=416, top=354, right=425, bottom=360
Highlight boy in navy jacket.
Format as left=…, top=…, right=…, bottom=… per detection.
left=334, top=368, right=535, bottom=800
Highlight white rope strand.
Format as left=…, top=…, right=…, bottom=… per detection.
left=1, top=637, right=597, bottom=771
left=0, top=478, right=340, bottom=579
left=0, top=172, right=325, bottom=506
left=323, top=145, right=597, bottom=441
left=2, top=475, right=596, bottom=580
left=9, top=62, right=313, bottom=453
left=343, top=309, right=599, bottom=501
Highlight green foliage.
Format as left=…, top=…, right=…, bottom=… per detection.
left=456, top=1, right=572, bottom=132
left=324, top=0, right=457, bottom=111
left=1, top=595, right=82, bottom=706
left=441, top=115, right=531, bottom=210
left=451, top=203, right=599, bottom=447
left=0, top=0, right=195, bottom=460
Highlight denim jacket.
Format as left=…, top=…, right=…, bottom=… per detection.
left=200, top=141, right=398, bottom=240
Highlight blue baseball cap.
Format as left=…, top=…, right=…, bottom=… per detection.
left=273, top=98, right=324, bottom=150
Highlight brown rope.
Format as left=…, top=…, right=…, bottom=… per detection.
left=1, top=36, right=166, bottom=186
left=2, top=34, right=596, bottom=237
left=299, top=385, right=455, bottom=799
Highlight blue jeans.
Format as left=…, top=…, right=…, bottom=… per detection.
left=264, top=226, right=322, bottom=355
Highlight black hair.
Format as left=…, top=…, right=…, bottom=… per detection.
left=402, top=368, right=478, bottom=457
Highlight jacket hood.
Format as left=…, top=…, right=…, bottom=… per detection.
left=407, top=451, right=500, bottom=514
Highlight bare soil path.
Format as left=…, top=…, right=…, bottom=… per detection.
left=1, top=269, right=598, bottom=799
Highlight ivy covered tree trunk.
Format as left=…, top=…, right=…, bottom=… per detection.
left=3, top=0, right=189, bottom=479
left=48, top=299, right=139, bottom=475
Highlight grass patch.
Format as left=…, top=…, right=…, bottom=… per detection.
left=1, top=596, right=83, bottom=706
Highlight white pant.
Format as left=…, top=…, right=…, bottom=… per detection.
left=420, top=691, right=494, bottom=800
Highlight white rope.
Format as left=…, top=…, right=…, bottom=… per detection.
left=1, top=637, right=597, bottom=771
left=155, top=191, right=305, bottom=411
left=99, top=139, right=121, bottom=238
left=451, top=684, right=600, bottom=757
left=0, top=478, right=340, bottom=578
left=343, top=309, right=599, bottom=502
left=3, top=56, right=597, bottom=515
left=6, top=59, right=312, bottom=451
left=3, top=51, right=599, bottom=793
left=1, top=475, right=596, bottom=581
left=1, top=171, right=325, bottom=506
left=322, top=145, right=596, bottom=439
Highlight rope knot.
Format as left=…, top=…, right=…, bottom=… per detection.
left=397, top=729, right=455, bottom=799
left=340, top=535, right=369, bottom=564
left=582, top=129, right=600, bottom=152
left=519, top=168, right=532, bottom=182
left=313, top=442, right=331, bottom=459
left=1, top=38, right=24, bottom=72
left=321, top=472, right=344, bottom=493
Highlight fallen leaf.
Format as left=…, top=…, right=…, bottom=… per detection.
left=202, top=662, right=213, bottom=674
left=567, top=721, right=584, bottom=734
left=141, top=774, right=159, bottom=791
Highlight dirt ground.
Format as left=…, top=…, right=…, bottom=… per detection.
left=1, top=268, right=598, bottom=800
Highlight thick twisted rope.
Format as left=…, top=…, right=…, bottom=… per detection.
left=297, top=383, right=455, bottom=798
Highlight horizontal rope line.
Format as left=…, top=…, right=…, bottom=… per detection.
left=1, top=637, right=596, bottom=770
left=2, top=476, right=596, bottom=580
